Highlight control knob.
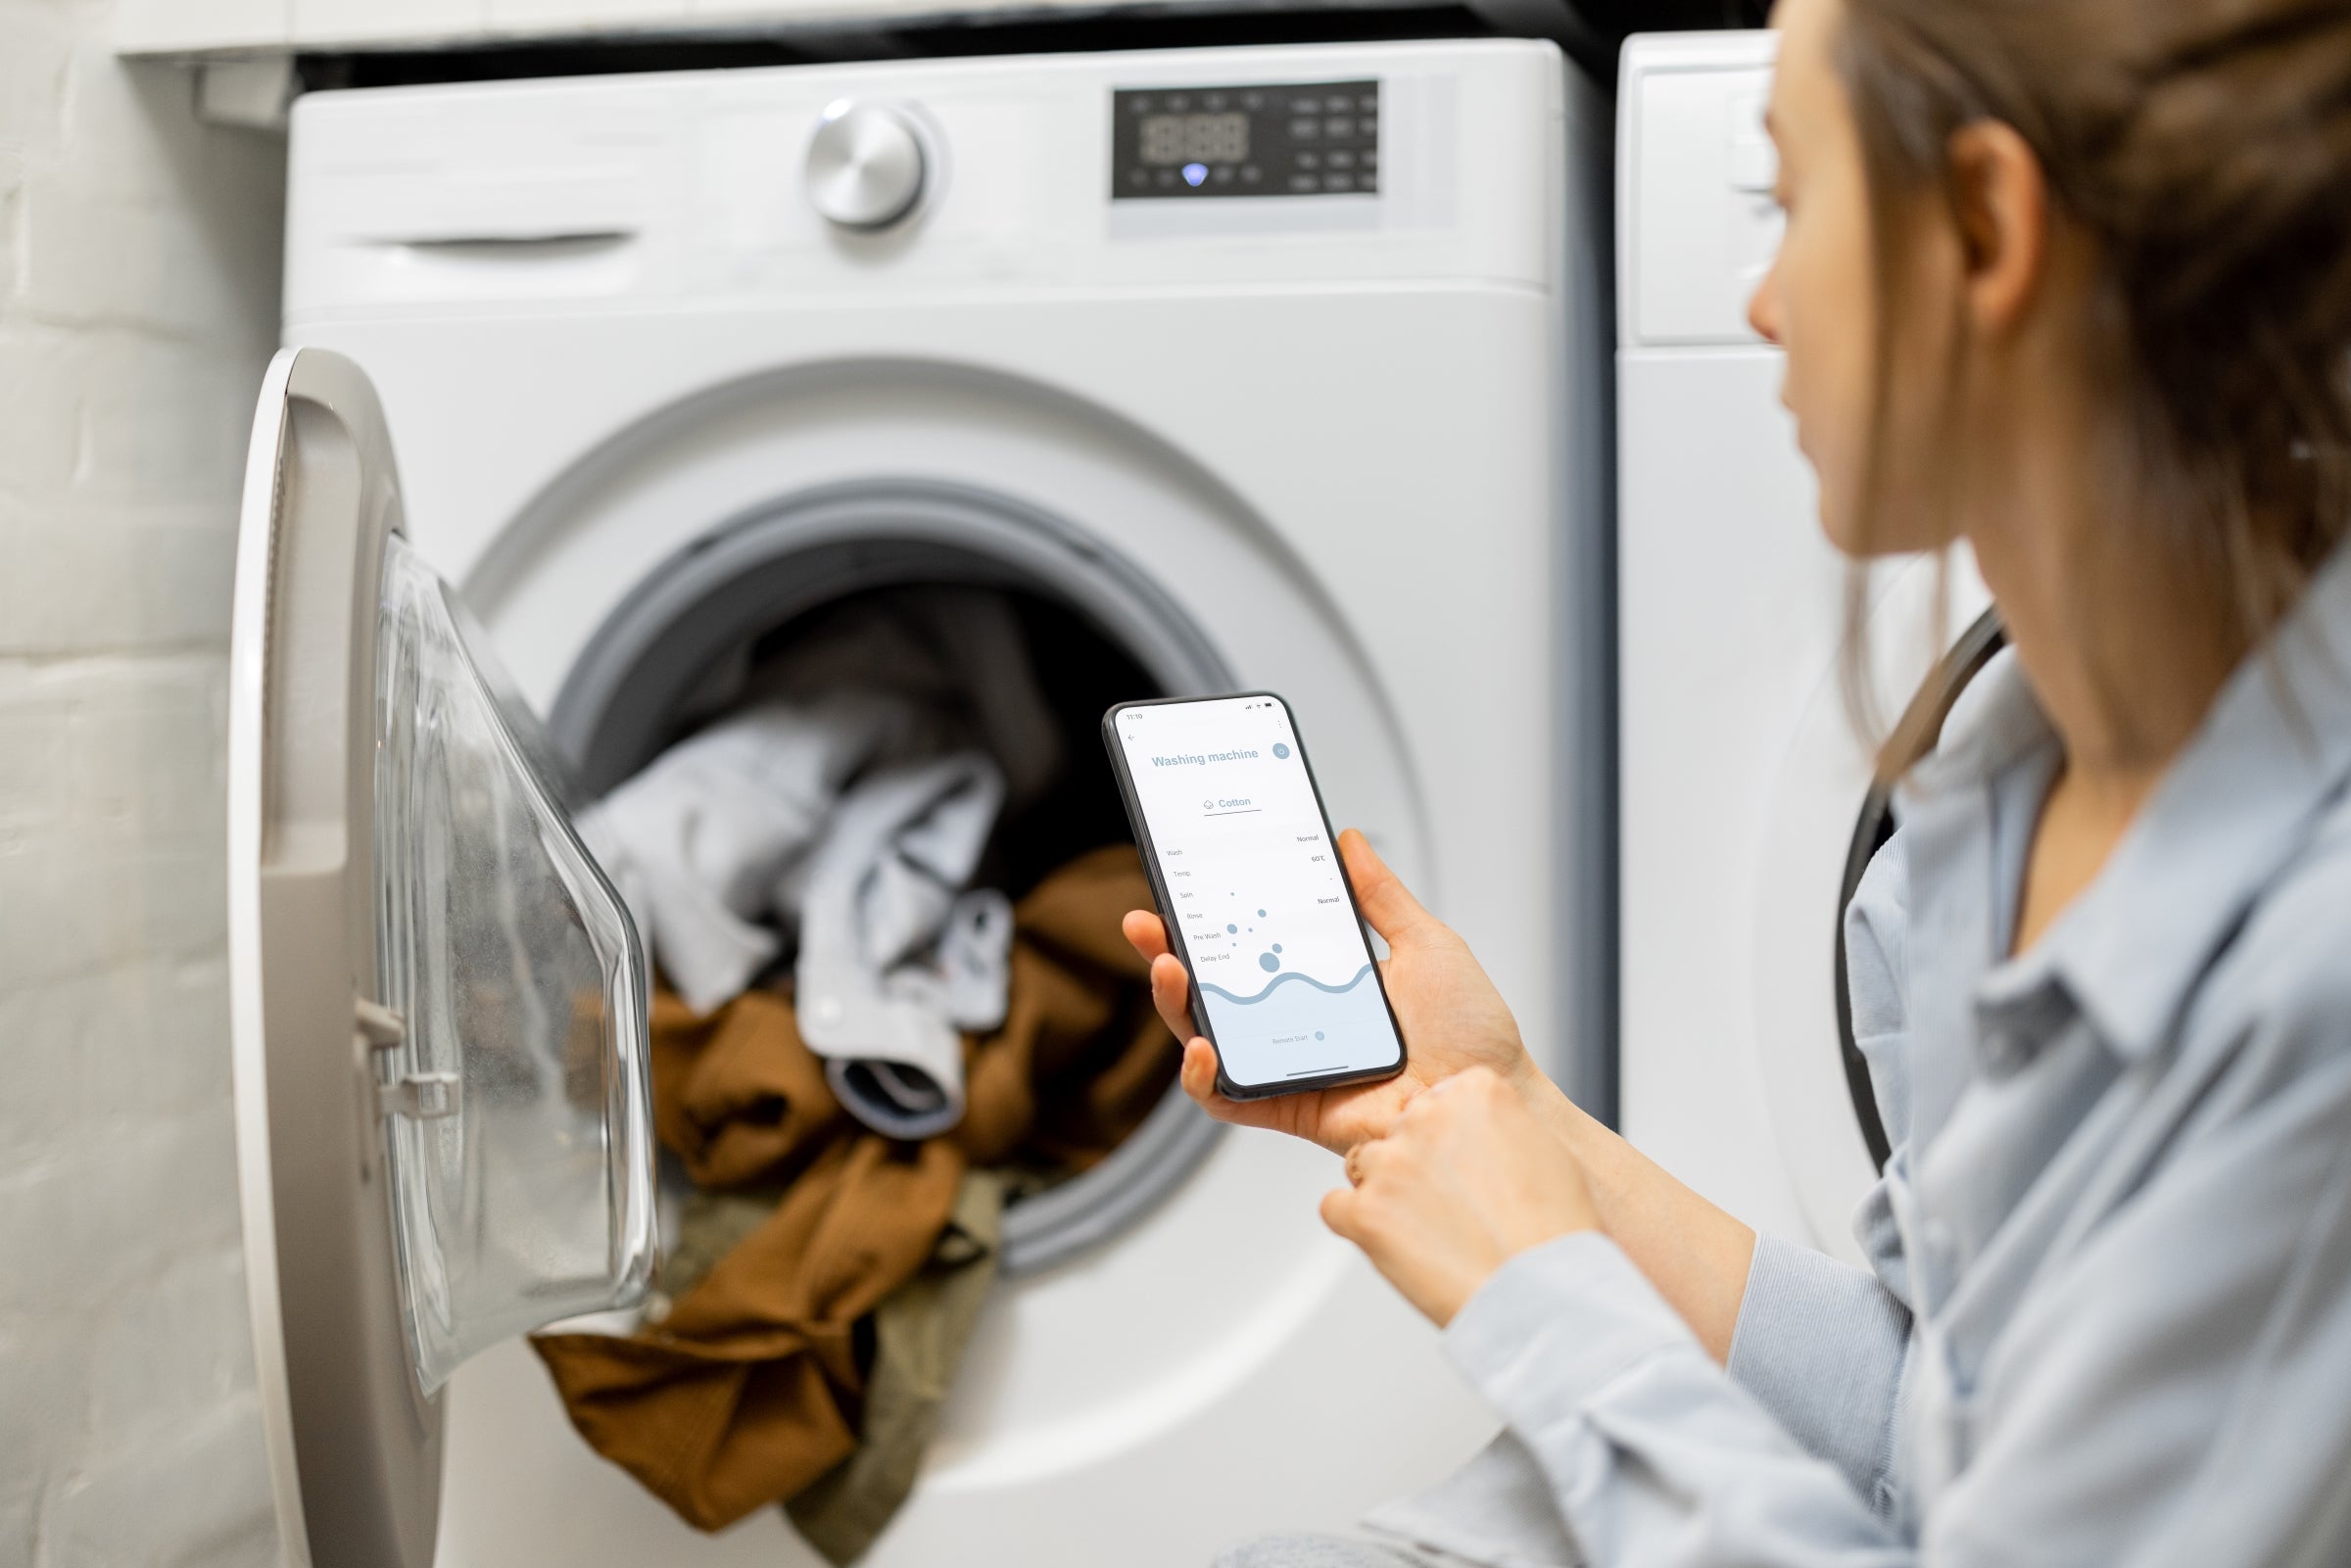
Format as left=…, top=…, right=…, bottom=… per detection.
left=805, top=100, right=928, bottom=230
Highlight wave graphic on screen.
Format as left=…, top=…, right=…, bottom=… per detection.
left=1198, top=964, right=1375, bottom=1006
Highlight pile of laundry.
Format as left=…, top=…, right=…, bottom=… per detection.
left=533, top=589, right=1176, bottom=1562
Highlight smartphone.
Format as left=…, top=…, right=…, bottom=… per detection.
left=1102, top=692, right=1408, bottom=1099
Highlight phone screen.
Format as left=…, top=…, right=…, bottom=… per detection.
left=1110, top=694, right=1405, bottom=1093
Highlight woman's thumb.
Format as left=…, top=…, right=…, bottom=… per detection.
left=1338, top=828, right=1434, bottom=945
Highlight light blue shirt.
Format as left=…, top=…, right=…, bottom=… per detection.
left=1369, top=548, right=2351, bottom=1567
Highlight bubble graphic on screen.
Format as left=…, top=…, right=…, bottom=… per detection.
left=1259, top=952, right=1280, bottom=973
left=1257, top=908, right=1267, bottom=917
left=1315, top=1030, right=1325, bottom=1041
left=1225, top=924, right=1237, bottom=933
left=1273, top=742, right=1291, bottom=759
left=1272, top=943, right=1283, bottom=953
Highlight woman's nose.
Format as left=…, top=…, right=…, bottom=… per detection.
left=1747, top=263, right=1784, bottom=346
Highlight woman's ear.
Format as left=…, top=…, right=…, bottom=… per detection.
left=1946, top=119, right=2051, bottom=339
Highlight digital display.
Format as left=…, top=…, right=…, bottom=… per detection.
left=1140, top=112, right=1250, bottom=166
left=1114, top=695, right=1404, bottom=1090
left=1111, top=80, right=1379, bottom=200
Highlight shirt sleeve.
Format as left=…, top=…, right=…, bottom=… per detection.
left=1438, top=923, right=2351, bottom=1568
left=1443, top=1234, right=1911, bottom=1568
left=1724, top=1236, right=1912, bottom=1514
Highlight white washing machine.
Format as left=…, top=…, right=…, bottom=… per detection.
left=1615, top=30, right=1993, bottom=1262
left=224, top=40, right=1612, bottom=1568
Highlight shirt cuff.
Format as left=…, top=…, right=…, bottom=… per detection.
left=1443, top=1232, right=1698, bottom=1434
left=1723, top=1233, right=1910, bottom=1507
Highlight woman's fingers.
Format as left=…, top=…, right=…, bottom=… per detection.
left=1178, top=1032, right=1220, bottom=1100
left=1344, top=1133, right=1395, bottom=1187
left=1148, top=952, right=1197, bottom=1043
left=1129, top=919, right=1204, bottom=1047
left=1337, top=829, right=1438, bottom=949
left=1319, top=1184, right=1365, bottom=1241
left=1176, top=1037, right=1291, bottom=1134
left=1122, top=909, right=1172, bottom=962
left=1143, top=981, right=1322, bottom=1143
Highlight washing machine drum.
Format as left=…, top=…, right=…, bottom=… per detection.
left=546, top=479, right=1236, bottom=1275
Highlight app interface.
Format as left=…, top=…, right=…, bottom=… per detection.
left=1115, top=696, right=1402, bottom=1089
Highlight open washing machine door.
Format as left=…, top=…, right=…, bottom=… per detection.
left=225, top=348, right=659, bottom=1568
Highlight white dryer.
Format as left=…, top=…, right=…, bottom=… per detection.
left=225, top=41, right=1612, bottom=1568
left=1615, top=30, right=1993, bottom=1261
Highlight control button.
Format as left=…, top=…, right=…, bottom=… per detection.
left=1358, top=93, right=1377, bottom=113
left=1325, top=117, right=1354, bottom=138
left=1289, top=97, right=1319, bottom=114
left=1289, top=118, right=1319, bottom=140
left=1241, top=165, right=1262, bottom=183
left=1128, top=95, right=1153, bottom=114
left=1156, top=167, right=1177, bottom=187
left=1288, top=173, right=1318, bottom=193
left=1325, top=94, right=1351, bottom=112
left=1203, top=92, right=1226, bottom=111
left=1357, top=171, right=1378, bottom=192
left=1325, top=149, right=1353, bottom=169
left=805, top=100, right=928, bottom=229
left=1323, top=171, right=1352, bottom=192
left=1296, top=150, right=1320, bottom=170
left=1128, top=168, right=1148, bottom=187
left=1244, top=91, right=1266, bottom=111
left=1167, top=93, right=1190, bottom=111
left=1213, top=165, right=1235, bottom=184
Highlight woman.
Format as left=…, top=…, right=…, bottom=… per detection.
left=1125, top=0, right=2351, bottom=1561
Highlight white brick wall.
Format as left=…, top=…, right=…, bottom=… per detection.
left=0, top=2, right=286, bottom=1564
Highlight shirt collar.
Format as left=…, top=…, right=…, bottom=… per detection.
left=1901, top=546, right=2351, bottom=1063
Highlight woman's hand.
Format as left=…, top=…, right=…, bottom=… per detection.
left=1121, top=828, right=1554, bottom=1156
left=1323, top=1066, right=1598, bottom=1326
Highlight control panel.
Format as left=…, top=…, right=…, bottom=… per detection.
left=283, top=42, right=1576, bottom=315
left=1619, top=45, right=1784, bottom=346
left=1111, top=80, right=1380, bottom=200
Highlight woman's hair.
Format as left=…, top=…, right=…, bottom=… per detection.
left=1832, top=0, right=2351, bottom=773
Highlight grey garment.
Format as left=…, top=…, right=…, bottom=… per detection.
left=1214, top=1535, right=1439, bottom=1568
left=582, top=711, right=1014, bottom=1132
left=795, top=753, right=1013, bottom=1139
left=578, top=694, right=927, bottom=1014
left=575, top=586, right=1061, bottom=1018
left=1393, top=546, right=2351, bottom=1567
left=700, top=585, right=1065, bottom=811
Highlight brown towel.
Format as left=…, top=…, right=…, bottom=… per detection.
left=532, top=845, right=1175, bottom=1533
left=787, top=1167, right=1010, bottom=1565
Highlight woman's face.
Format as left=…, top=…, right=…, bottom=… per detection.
left=1750, top=0, right=1943, bottom=557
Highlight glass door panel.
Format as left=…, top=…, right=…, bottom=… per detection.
left=374, top=532, right=656, bottom=1392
